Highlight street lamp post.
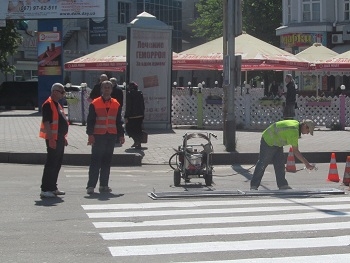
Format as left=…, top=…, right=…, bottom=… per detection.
left=197, top=83, right=203, bottom=128
left=215, top=81, right=218, bottom=88
left=188, top=81, right=192, bottom=96
left=340, top=84, right=346, bottom=129
left=80, top=82, right=87, bottom=126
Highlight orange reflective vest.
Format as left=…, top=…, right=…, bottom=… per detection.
left=92, top=97, right=120, bottom=134
left=39, top=97, right=68, bottom=140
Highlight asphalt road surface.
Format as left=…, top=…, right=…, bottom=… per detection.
left=1, top=163, right=349, bottom=263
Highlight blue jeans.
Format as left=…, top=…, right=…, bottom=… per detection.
left=250, top=138, right=289, bottom=188
left=87, top=133, right=117, bottom=188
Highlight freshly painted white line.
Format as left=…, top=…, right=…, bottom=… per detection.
left=108, top=235, right=350, bottom=256
left=86, top=203, right=349, bottom=218
left=82, top=196, right=350, bottom=210
left=177, top=254, right=350, bottom=263
left=100, top=221, right=350, bottom=240
left=93, top=210, right=350, bottom=228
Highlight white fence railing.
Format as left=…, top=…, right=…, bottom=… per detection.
left=172, top=87, right=350, bottom=129
left=66, top=88, right=350, bottom=130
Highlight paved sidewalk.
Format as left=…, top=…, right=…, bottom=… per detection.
left=1, top=110, right=350, bottom=166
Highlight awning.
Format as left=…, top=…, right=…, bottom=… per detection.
left=172, top=33, right=309, bottom=71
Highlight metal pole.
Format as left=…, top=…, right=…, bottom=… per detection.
left=222, top=0, right=228, bottom=145
left=224, top=0, right=236, bottom=151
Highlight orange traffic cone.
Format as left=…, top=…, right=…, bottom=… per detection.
left=342, top=156, right=350, bottom=186
left=327, top=152, right=340, bottom=182
left=285, top=147, right=296, bottom=173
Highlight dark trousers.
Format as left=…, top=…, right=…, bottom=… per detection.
left=283, top=103, right=295, bottom=119
left=87, top=133, right=117, bottom=188
left=125, top=117, right=143, bottom=144
left=41, top=135, right=65, bottom=192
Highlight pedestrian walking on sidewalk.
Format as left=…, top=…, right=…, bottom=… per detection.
left=124, top=82, right=145, bottom=149
left=89, top=73, right=108, bottom=101
left=39, top=83, right=69, bottom=198
left=86, top=80, right=125, bottom=195
left=110, top=77, right=124, bottom=146
left=250, top=119, right=315, bottom=191
left=283, top=74, right=297, bottom=119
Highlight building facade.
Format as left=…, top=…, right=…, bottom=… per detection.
left=276, top=0, right=350, bottom=93
left=3, top=0, right=183, bottom=88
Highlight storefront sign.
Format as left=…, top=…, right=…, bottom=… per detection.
left=281, top=33, right=326, bottom=48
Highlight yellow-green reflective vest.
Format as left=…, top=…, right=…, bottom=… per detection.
left=262, top=120, right=299, bottom=147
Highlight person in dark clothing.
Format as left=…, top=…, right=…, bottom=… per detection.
left=86, top=80, right=125, bottom=195
left=39, top=83, right=69, bottom=198
left=270, top=81, right=279, bottom=97
left=110, top=77, right=124, bottom=107
left=89, top=74, right=108, bottom=101
left=110, top=77, right=124, bottom=146
left=283, top=74, right=297, bottom=119
left=124, top=82, right=145, bottom=149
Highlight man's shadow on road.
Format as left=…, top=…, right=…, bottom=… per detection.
left=84, top=193, right=124, bottom=201
left=34, top=197, right=64, bottom=207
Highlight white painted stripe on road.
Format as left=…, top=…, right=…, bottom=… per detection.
left=108, top=235, right=350, bottom=256
left=86, top=203, right=349, bottom=218
left=93, top=210, right=350, bottom=228
left=100, top=221, right=350, bottom=240
left=66, top=174, right=87, bottom=178
left=64, top=169, right=171, bottom=173
left=177, top=254, right=350, bottom=263
left=82, top=196, right=350, bottom=210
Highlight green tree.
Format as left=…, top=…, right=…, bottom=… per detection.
left=191, top=0, right=282, bottom=45
left=0, top=21, right=22, bottom=75
left=190, top=0, right=224, bottom=40
left=243, top=0, right=282, bottom=46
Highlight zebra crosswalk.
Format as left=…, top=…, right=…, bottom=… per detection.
left=82, top=196, right=350, bottom=262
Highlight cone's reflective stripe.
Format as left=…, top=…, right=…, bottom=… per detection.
left=342, top=156, right=350, bottom=186
left=328, top=153, right=340, bottom=182
left=39, top=97, right=68, bottom=140
left=92, top=97, right=120, bottom=135
left=286, top=148, right=296, bottom=172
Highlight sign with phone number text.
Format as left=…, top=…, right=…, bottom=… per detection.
left=1, top=0, right=104, bottom=20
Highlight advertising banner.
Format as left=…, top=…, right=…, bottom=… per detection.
left=1, top=0, right=104, bottom=20
left=89, top=18, right=108, bottom=45
left=37, top=30, right=62, bottom=76
left=129, top=29, right=171, bottom=122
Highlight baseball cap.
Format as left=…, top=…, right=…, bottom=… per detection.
left=303, top=119, right=315, bottom=135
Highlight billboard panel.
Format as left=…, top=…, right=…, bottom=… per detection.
left=37, top=31, right=62, bottom=76
left=1, top=0, right=104, bottom=19
left=129, top=29, right=172, bottom=122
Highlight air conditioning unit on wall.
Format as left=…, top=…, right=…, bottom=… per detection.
left=332, top=34, right=344, bottom=44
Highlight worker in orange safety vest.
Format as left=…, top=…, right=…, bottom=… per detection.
left=39, top=83, right=69, bottom=198
left=86, top=80, right=125, bottom=195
